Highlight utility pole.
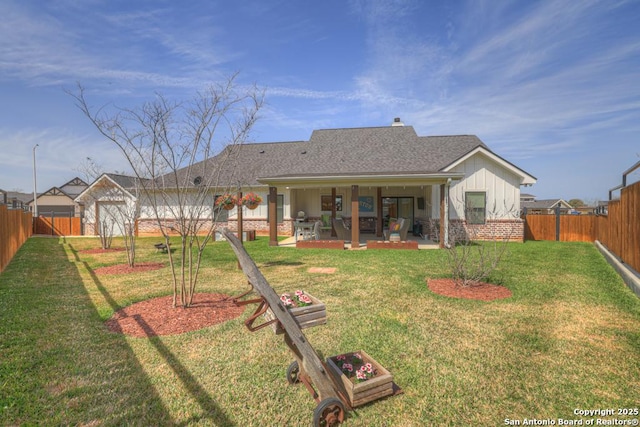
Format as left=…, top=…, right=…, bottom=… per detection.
left=32, top=144, right=39, bottom=217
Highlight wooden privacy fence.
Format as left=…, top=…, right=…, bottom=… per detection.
left=34, top=215, right=82, bottom=236
left=523, top=211, right=596, bottom=242
left=522, top=180, right=640, bottom=274
left=597, top=180, right=640, bottom=274
left=0, top=205, right=33, bottom=273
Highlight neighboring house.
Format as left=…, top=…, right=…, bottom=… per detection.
left=76, top=119, right=537, bottom=246
left=75, top=174, right=145, bottom=236
left=520, top=193, right=536, bottom=203
left=520, top=196, right=573, bottom=214
left=0, top=189, right=32, bottom=211
left=29, top=177, right=88, bottom=217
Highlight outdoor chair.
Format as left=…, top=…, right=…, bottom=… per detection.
left=383, top=217, right=411, bottom=241
left=332, top=218, right=351, bottom=242
left=320, top=214, right=332, bottom=233
left=312, top=220, right=322, bottom=241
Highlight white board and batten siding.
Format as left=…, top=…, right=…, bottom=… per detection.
left=447, top=152, right=523, bottom=220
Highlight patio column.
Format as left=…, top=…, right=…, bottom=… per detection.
left=439, top=184, right=445, bottom=248
left=351, top=185, right=359, bottom=248
left=439, top=182, right=450, bottom=248
left=376, top=187, right=383, bottom=237
left=331, top=187, right=337, bottom=237
left=268, top=186, right=278, bottom=247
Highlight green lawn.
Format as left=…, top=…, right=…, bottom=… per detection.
left=1, top=237, right=639, bottom=426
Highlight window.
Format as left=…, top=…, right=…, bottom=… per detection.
left=321, top=195, right=342, bottom=212
left=465, top=192, right=486, bottom=224
left=267, top=194, right=284, bottom=223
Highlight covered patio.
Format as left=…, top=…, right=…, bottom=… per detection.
left=260, top=175, right=462, bottom=249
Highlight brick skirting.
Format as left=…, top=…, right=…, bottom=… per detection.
left=366, top=240, right=419, bottom=250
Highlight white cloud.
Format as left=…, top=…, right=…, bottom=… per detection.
left=0, top=127, right=127, bottom=191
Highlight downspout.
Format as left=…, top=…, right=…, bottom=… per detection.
left=444, top=178, right=451, bottom=248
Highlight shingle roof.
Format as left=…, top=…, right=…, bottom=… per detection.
left=167, top=125, right=490, bottom=187
left=521, top=199, right=570, bottom=209
left=105, top=173, right=150, bottom=190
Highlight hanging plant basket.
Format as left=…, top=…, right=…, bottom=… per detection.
left=241, top=193, right=263, bottom=210
left=215, top=194, right=238, bottom=211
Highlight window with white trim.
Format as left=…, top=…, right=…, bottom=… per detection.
left=465, top=192, right=486, bottom=224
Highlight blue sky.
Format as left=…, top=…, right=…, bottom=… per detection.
left=1, top=0, right=639, bottom=202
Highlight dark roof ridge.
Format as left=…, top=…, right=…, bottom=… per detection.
left=244, top=140, right=307, bottom=145
left=421, top=134, right=477, bottom=138
left=313, top=125, right=411, bottom=132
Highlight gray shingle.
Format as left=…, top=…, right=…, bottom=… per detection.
left=165, top=125, right=492, bottom=187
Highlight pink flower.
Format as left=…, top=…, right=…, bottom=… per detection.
left=342, top=363, right=353, bottom=372
left=365, top=363, right=373, bottom=373
left=336, top=355, right=346, bottom=361
left=356, top=370, right=367, bottom=380
left=300, top=295, right=312, bottom=304
left=295, top=290, right=304, bottom=296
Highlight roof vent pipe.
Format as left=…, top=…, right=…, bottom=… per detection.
left=391, top=117, right=404, bottom=126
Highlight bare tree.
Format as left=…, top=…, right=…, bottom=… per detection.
left=76, top=158, right=115, bottom=250
left=443, top=200, right=521, bottom=287
left=70, top=74, right=264, bottom=307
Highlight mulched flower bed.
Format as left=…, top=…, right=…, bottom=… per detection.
left=427, top=278, right=512, bottom=301
left=105, top=293, right=245, bottom=337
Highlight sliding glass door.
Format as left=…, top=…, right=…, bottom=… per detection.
left=382, top=197, right=414, bottom=227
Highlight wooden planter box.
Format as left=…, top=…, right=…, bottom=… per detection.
left=264, top=293, right=326, bottom=334
left=326, top=350, right=394, bottom=407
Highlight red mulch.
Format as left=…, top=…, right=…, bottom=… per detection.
left=105, top=293, right=245, bottom=337
left=93, top=262, right=165, bottom=275
left=427, top=278, right=512, bottom=301
left=80, top=247, right=126, bottom=254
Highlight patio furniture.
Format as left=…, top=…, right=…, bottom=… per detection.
left=320, top=214, right=332, bottom=233
left=383, top=218, right=410, bottom=241
left=294, top=222, right=316, bottom=242
left=332, top=218, right=351, bottom=242
left=312, top=220, right=322, bottom=240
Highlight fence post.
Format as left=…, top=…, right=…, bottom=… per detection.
left=555, top=205, right=561, bottom=241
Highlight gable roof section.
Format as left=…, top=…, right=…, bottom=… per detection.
left=59, top=177, right=88, bottom=196
left=75, top=173, right=142, bottom=202
left=41, top=187, right=70, bottom=197
left=521, top=199, right=571, bottom=210
left=442, top=146, right=537, bottom=185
